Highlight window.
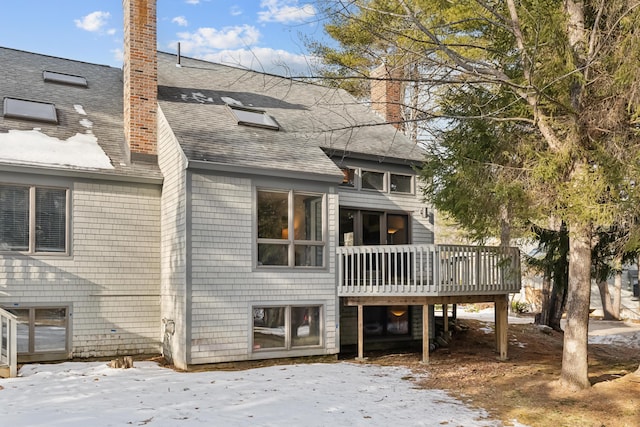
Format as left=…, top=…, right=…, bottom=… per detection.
left=252, top=305, right=322, bottom=351
left=338, top=167, right=415, bottom=194
left=4, top=306, right=70, bottom=361
left=340, top=168, right=355, bottom=187
left=339, top=209, right=409, bottom=246
left=0, top=185, right=68, bottom=253
left=3, top=97, right=58, bottom=124
left=43, top=71, right=88, bottom=88
left=257, top=190, right=325, bottom=267
left=390, top=174, right=413, bottom=194
left=229, top=105, right=279, bottom=130
left=361, top=170, right=385, bottom=191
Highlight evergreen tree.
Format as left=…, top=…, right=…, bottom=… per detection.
left=313, top=0, right=640, bottom=390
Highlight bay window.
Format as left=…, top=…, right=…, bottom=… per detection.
left=257, top=189, right=325, bottom=268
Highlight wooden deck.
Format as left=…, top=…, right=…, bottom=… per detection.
left=337, top=244, right=521, bottom=363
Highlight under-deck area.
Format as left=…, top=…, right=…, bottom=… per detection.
left=337, top=244, right=521, bottom=362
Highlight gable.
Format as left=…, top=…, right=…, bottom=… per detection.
left=157, top=52, right=423, bottom=181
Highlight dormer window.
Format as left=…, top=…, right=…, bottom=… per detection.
left=228, top=105, right=279, bottom=130
left=43, top=71, right=88, bottom=88
left=3, top=97, right=58, bottom=124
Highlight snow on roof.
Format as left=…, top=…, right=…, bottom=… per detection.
left=0, top=128, right=113, bottom=170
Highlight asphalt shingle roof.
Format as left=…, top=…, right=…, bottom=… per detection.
left=157, top=52, right=423, bottom=180
left=0, top=47, right=161, bottom=181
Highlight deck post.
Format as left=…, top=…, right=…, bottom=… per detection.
left=443, top=303, right=449, bottom=337
left=357, top=304, right=364, bottom=360
left=422, top=304, right=430, bottom=364
left=494, top=295, right=508, bottom=360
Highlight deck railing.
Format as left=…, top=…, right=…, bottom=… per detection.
left=1, top=307, right=18, bottom=378
left=337, top=244, right=521, bottom=297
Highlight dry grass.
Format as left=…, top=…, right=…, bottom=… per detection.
left=366, top=319, right=640, bottom=427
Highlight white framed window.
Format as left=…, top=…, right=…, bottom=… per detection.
left=0, top=184, right=68, bottom=254
left=252, top=304, right=322, bottom=351
left=3, top=305, right=71, bottom=362
left=257, top=189, right=325, bottom=268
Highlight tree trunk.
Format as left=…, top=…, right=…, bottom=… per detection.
left=560, top=223, right=592, bottom=390
left=499, top=204, right=510, bottom=247
left=596, top=278, right=615, bottom=320
left=549, top=283, right=567, bottom=331
left=612, top=255, right=622, bottom=319
left=536, top=269, right=552, bottom=326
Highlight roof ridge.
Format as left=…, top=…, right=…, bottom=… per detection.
left=0, top=46, right=118, bottom=70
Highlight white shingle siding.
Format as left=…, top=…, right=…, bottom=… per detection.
left=0, top=179, right=162, bottom=358
left=187, top=173, right=339, bottom=364
left=157, top=108, right=189, bottom=369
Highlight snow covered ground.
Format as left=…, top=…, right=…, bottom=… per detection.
left=3, top=294, right=638, bottom=427
left=1, top=361, right=528, bottom=427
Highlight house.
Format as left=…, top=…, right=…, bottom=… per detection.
left=1, top=0, right=520, bottom=376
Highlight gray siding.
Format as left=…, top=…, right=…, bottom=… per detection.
left=188, top=173, right=339, bottom=364
left=157, top=108, right=189, bottom=369
left=0, top=176, right=162, bottom=358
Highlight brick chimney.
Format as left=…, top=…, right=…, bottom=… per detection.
left=370, top=64, right=404, bottom=131
left=123, top=0, right=157, bottom=163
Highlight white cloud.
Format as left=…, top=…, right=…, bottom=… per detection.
left=230, top=5, right=243, bottom=16
left=185, top=0, right=200, bottom=4
left=258, top=0, right=316, bottom=24
left=173, top=25, right=261, bottom=52
left=111, top=48, right=124, bottom=63
left=74, top=11, right=111, bottom=32
left=172, top=16, right=189, bottom=27
left=200, top=47, right=318, bottom=76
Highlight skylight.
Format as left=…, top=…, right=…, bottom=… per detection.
left=43, top=71, right=88, bottom=88
left=3, top=97, right=58, bottom=124
left=229, top=105, right=279, bottom=130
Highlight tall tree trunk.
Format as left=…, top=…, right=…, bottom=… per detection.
left=536, top=269, right=552, bottom=326
left=596, top=278, right=615, bottom=320
left=612, top=255, right=622, bottom=319
left=499, top=204, right=510, bottom=247
left=549, top=282, right=567, bottom=331
left=560, top=223, right=592, bottom=390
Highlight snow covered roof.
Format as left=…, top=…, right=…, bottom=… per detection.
left=0, top=47, right=161, bottom=182
left=157, top=52, right=423, bottom=181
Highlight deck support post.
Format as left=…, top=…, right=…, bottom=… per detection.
left=357, top=304, right=364, bottom=360
left=494, top=295, right=508, bottom=360
left=422, top=304, right=430, bottom=364
left=443, top=303, right=449, bottom=337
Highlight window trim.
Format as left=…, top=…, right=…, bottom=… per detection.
left=0, top=183, right=70, bottom=255
left=256, top=188, right=326, bottom=269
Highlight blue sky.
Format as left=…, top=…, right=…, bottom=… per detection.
left=0, top=0, right=328, bottom=76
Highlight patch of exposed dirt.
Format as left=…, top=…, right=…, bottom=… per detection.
left=365, top=319, right=640, bottom=427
